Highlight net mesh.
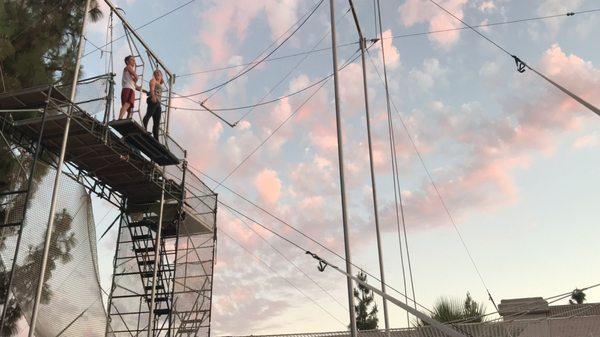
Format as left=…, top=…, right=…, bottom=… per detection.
left=0, top=165, right=106, bottom=336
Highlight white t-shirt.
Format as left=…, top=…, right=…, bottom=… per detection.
left=122, top=67, right=136, bottom=90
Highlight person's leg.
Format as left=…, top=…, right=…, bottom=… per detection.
left=126, top=89, right=135, bottom=119
left=142, top=101, right=153, bottom=129
left=119, top=89, right=129, bottom=119
left=118, top=103, right=130, bottom=119
left=152, top=104, right=161, bottom=141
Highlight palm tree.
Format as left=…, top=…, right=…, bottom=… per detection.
left=419, top=293, right=486, bottom=326
left=569, top=289, right=586, bottom=305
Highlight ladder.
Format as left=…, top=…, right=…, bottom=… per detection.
left=127, top=218, right=175, bottom=330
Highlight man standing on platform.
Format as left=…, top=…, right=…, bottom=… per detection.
left=119, top=55, right=141, bottom=119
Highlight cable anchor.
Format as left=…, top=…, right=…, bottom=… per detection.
left=305, top=251, right=328, bottom=272
left=512, top=55, right=527, bottom=73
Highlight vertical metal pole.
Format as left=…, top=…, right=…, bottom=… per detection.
left=0, top=88, right=53, bottom=336
left=360, top=36, right=390, bottom=331
left=165, top=75, right=174, bottom=142
left=329, top=1, right=357, bottom=336
left=105, top=210, right=125, bottom=337
left=348, top=0, right=390, bottom=330
left=29, top=1, right=91, bottom=334
left=147, top=175, right=167, bottom=337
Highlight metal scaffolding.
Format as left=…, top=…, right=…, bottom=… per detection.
left=0, top=76, right=217, bottom=336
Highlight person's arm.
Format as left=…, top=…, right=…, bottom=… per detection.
left=149, top=79, right=157, bottom=103
left=126, top=64, right=138, bottom=82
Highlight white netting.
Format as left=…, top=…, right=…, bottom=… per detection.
left=0, top=166, right=106, bottom=336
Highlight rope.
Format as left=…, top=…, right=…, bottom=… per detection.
left=376, top=0, right=417, bottom=325
left=428, top=0, right=600, bottom=119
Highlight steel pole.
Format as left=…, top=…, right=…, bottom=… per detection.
left=347, top=0, right=390, bottom=330
left=147, top=174, right=167, bottom=337
left=329, top=1, right=357, bottom=336
left=28, top=1, right=92, bottom=335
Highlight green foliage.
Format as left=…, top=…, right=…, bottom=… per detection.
left=353, top=271, right=378, bottom=331
left=569, top=289, right=586, bottom=305
left=419, top=292, right=486, bottom=326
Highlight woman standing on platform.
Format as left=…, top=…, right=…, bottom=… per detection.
left=143, top=69, right=164, bottom=141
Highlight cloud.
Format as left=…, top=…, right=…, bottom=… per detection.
left=573, top=134, right=599, bottom=149
left=372, top=30, right=401, bottom=69
left=254, top=169, right=282, bottom=204
left=478, top=1, right=496, bottom=12
left=536, top=0, right=584, bottom=35
left=398, top=0, right=468, bottom=48
left=408, top=58, right=447, bottom=91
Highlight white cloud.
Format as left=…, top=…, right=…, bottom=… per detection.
left=408, top=58, right=447, bottom=91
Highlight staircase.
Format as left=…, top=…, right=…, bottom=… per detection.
left=128, top=217, right=176, bottom=331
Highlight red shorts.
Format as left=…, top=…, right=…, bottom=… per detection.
left=121, top=88, right=135, bottom=112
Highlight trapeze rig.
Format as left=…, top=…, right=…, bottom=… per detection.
left=0, top=1, right=217, bottom=336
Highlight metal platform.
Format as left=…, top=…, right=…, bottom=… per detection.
left=109, top=119, right=180, bottom=166
left=0, top=86, right=182, bottom=205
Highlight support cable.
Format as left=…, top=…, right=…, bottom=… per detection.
left=218, top=227, right=348, bottom=328
left=82, top=0, right=198, bottom=59
left=232, top=7, right=352, bottom=125
left=191, top=166, right=436, bottom=316
left=428, top=0, right=600, bottom=118
left=174, top=8, right=600, bottom=78
left=376, top=0, right=418, bottom=325
left=212, top=49, right=363, bottom=190
left=217, top=201, right=468, bottom=337
left=222, top=206, right=348, bottom=311
left=365, top=47, right=498, bottom=312
left=176, top=0, right=325, bottom=100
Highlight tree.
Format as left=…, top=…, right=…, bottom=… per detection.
left=353, top=271, right=378, bottom=331
left=419, top=293, right=486, bottom=326
left=0, top=2, right=100, bottom=334
left=569, top=289, right=586, bottom=305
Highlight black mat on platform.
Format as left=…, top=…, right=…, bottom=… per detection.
left=109, top=119, right=180, bottom=166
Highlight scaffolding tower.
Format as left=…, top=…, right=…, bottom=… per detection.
left=0, top=77, right=217, bottom=336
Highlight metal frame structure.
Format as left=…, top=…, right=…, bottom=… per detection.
left=0, top=77, right=217, bottom=337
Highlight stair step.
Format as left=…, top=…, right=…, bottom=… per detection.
left=128, top=219, right=154, bottom=228
left=134, top=247, right=155, bottom=254
left=144, top=285, right=164, bottom=291
left=132, top=234, right=153, bottom=241
left=154, top=308, right=171, bottom=316
left=138, top=260, right=155, bottom=266
left=140, top=269, right=174, bottom=278
left=146, top=296, right=169, bottom=302
left=178, top=329, right=198, bottom=333
left=182, top=319, right=203, bottom=324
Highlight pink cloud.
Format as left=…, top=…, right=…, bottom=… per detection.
left=254, top=169, right=282, bottom=204
left=398, top=0, right=468, bottom=48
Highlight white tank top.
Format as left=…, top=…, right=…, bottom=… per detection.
left=122, top=67, right=136, bottom=90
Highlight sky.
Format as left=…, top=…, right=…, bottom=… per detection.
left=79, top=0, right=600, bottom=335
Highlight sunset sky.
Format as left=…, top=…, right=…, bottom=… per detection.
left=81, top=0, right=600, bottom=335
